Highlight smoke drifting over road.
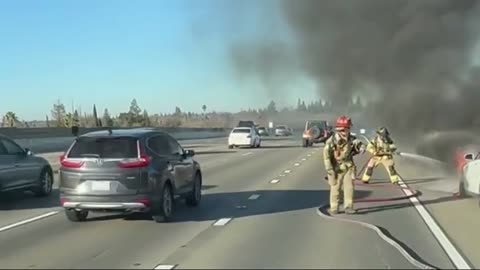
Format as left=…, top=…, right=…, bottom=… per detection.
left=280, top=0, right=480, bottom=134
left=229, top=40, right=299, bottom=98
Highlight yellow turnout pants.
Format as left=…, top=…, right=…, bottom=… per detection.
left=361, top=155, right=398, bottom=183
left=328, top=168, right=354, bottom=211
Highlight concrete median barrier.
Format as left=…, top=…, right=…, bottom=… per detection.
left=1, top=127, right=229, bottom=154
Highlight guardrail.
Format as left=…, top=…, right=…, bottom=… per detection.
left=0, top=127, right=229, bottom=154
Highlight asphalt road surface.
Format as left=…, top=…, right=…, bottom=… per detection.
left=0, top=136, right=457, bottom=269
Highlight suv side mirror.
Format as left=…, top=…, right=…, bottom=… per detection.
left=464, top=153, right=474, bottom=160
left=185, top=149, right=195, bottom=157
left=25, top=148, right=33, bottom=156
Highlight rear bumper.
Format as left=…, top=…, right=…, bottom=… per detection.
left=303, top=136, right=328, bottom=143
left=60, top=194, right=151, bottom=211
left=228, top=139, right=253, bottom=146
left=63, top=202, right=146, bottom=210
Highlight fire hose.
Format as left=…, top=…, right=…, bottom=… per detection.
left=319, top=154, right=438, bottom=269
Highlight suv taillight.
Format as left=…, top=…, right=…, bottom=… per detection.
left=118, top=155, right=150, bottom=168
left=60, top=154, right=85, bottom=168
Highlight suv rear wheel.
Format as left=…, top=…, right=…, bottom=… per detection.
left=152, top=183, right=174, bottom=222
left=303, top=139, right=309, bottom=147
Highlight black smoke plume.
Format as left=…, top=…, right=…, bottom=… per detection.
left=280, top=0, right=480, bottom=136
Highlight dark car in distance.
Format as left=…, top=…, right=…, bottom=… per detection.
left=58, top=128, right=202, bottom=223
left=302, top=120, right=332, bottom=147
left=0, top=134, right=54, bottom=197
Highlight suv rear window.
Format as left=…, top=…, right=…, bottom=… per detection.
left=307, top=121, right=327, bottom=129
left=237, top=121, right=255, bottom=127
left=67, top=137, right=138, bottom=159
left=232, top=128, right=251, bottom=133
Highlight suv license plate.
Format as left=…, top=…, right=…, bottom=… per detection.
left=92, top=181, right=110, bottom=191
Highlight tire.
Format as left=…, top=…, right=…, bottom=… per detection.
left=256, top=140, right=261, bottom=148
left=302, top=139, right=308, bottom=147
left=152, top=183, right=174, bottom=223
left=32, top=168, right=53, bottom=197
left=186, top=173, right=202, bottom=207
left=458, top=179, right=468, bottom=198
left=65, top=209, right=88, bottom=222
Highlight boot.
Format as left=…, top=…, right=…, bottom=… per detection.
left=344, top=207, right=357, bottom=215
left=328, top=208, right=339, bottom=215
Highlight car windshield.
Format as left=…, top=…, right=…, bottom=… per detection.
left=232, top=128, right=250, bottom=133
left=67, top=137, right=138, bottom=159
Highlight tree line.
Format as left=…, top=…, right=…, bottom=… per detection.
left=1, top=97, right=365, bottom=128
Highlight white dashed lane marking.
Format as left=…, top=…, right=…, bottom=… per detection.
left=248, top=194, right=261, bottom=200
left=294, top=163, right=300, bottom=166
left=301, top=158, right=307, bottom=161
left=284, top=170, right=291, bottom=174
left=270, top=179, right=280, bottom=184
left=397, top=177, right=472, bottom=269
left=0, top=211, right=59, bottom=233
left=154, top=264, right=177, bottom=269
left=242, top=152, right=253, bottom=156
left=213, top=218, right=233, bottom=226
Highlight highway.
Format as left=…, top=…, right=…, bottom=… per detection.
left=0, top=136, right=464, bottom=269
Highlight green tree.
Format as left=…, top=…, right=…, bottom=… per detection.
left=103, top=108, right=114, bottom=127
left=267, top=100, right=277, bottom=114
left=51, top=100, right=66, bottom=127
left=64, top=112, right=73, bottom=127
left=93, top=104, right=100, bottom=127
left=174, top=106, right=182, bottom=115
left=72, top=110, right=80, bottom=127
left=128, top=98, right=142, bottom=126
left=2, top=111, right=18, bottom=127
left=143, top=109, right=150, bottom=127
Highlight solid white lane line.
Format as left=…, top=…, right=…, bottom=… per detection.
left=242, top=152, right=253, bottom=156
left=213, top=218, right=233, bottom=226
left=0, top=211, right=59, bottom=233
left=248, top=194, right=261, bottom=200
left=398, top=177, right=472, bottom=269
left=270, top=179, right=280, bottom=184
left=154, top=264, right=177, bottom=269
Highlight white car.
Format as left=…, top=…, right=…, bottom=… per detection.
left=228, top=127, right=261, bottom=149
left=457, top=145, right=480, bottom=202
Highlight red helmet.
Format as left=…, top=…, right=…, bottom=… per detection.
left=335, top=115, right=352, bottom=130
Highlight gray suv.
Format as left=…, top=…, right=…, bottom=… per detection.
left=58, top=128, right=202, bottom=223
left=0, top=134, right=54, bottom=196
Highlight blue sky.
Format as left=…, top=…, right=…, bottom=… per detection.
left=0, top=0, right=317, bottom=121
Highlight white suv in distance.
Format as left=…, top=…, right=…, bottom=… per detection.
left=228, top=127, right=261, bottom=149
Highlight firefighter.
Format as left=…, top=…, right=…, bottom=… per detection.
left=324, top=115, right=365, bottom=214
left=361, top=127, right=399, bottom=184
